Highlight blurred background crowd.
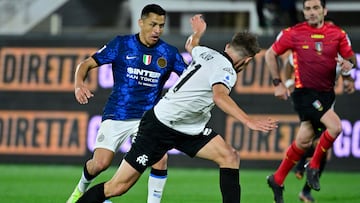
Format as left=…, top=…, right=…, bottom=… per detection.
left=1, top=0, right=359, bottom=38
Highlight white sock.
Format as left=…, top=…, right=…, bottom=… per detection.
left=147, top=173, right=167, bottom=203
left=77, top=173, right=92, bottom=193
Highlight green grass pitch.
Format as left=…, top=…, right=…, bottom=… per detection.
left=0, top=164, right=359, bottom=202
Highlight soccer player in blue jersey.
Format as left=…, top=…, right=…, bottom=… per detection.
left=66, top=4, right=187, bottom=203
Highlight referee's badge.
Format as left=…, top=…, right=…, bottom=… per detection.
left=157, top=57, right=167, bottom=68
left=315, top=42, right=322, bottom=55
left=143, top=54, right=152, bottom=65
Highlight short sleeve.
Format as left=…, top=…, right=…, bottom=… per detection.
left=209, top=62, right=236, bottom=90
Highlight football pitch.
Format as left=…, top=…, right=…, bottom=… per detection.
left=1, top=164, right=359, bottom=203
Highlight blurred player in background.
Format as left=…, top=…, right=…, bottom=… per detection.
left=67, top=4, right=188, bottom=203
left=75, top=14, right=278, bottom=203
left=265, top=0, right=357, bottom=202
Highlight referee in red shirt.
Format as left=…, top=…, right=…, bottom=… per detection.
left=265, top=0, right=357, bottom=203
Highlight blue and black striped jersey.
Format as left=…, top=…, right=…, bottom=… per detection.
left=93, top=34, right=187, bottom=120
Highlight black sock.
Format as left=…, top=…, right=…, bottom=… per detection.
left=76, top=182, right=106, bottom=203
left=303, top=182, right=312, bottom=193
left=220, top=168, right=240, bottom=203
left=150, top=168, right=168, bottom=176
left=83, top=164, right=97, bottom=180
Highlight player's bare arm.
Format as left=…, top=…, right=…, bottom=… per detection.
left=185, top=14, right=207, bottom=53
left=265, top=47, right=288, bottom=100
left=212, top=84, right=278, bottom=133
left=74, top=57, right=96, bottom=104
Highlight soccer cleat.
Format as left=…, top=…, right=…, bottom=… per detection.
left=306, top=166, right=320, bottom=191
left=66, top=187, right=83, bottom=203
left=267, top=174, right=284, bottom=203
left=298, top=191, right=315, bottom=203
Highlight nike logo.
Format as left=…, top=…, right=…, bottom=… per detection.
left=126, top=55, right=136, bottom=59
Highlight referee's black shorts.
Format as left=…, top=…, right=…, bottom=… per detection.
left=124, top=108, right=217, bottom=173
left=291, top=88, right=335, bottom=133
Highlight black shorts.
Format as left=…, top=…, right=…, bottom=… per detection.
left=291, top=88, right=335, bottom=134
left=124, top=108, right=217, bottom=173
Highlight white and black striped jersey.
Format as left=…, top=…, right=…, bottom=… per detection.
left=154, top=46, right=237, bottom=135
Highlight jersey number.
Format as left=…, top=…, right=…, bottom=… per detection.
left=173, top=63, right=201, bottom=92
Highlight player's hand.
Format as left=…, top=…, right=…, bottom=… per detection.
left=245, top=117, right=278, bottom=133
left=336, top=57, right=354, bottom=73
left=190, top=14, right=206, bottom=36
left=343, top=77, right=355, bottom=94
left=274, top=83, right=289, bottom=100
left=75, top=85, right=94, bottom=104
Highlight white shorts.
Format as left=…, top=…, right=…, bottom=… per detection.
left=94, top=119, right=140, bottom=152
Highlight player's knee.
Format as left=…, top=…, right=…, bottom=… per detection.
left=93, top=159, right=111, bottom=172
left=104, top=180, right=130, bottom=197
left=330, top=123, right=342, bottom=137
left=296, top=139, right=312, bottom=150
left=220, top=148, right=240, bottom=168
left=152, top=154, right=168, bottom=170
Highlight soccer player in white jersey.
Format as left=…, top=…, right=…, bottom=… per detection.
left=75, top=14, right=278, bottom=203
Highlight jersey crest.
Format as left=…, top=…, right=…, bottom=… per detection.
left=143, top=54, right=152, bottom=65
left=157, top=57, right=167, bottom=68
left=315, top=42, right=323, bottom=55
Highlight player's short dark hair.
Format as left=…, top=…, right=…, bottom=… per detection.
left=141, top=4, right=166, bottom=19
left=303, top=0, right=326, bottom=8
left=230, top=31, right=261, bottom=57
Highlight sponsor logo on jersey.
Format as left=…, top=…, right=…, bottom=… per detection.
left=222, top=75, right=232, bottom=87
left=143, top=54, right=152, bottom=65
left=199, top=52, right=214, bottom=61
left=136, top=154, right=149, bottom=166
left=157, top=57, right=167, bottom=68
left=126, top=55, right=136, bottom=59
left=223, top=67, right=234, bottom=75
left=127, top=68, right=161, bottom=78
